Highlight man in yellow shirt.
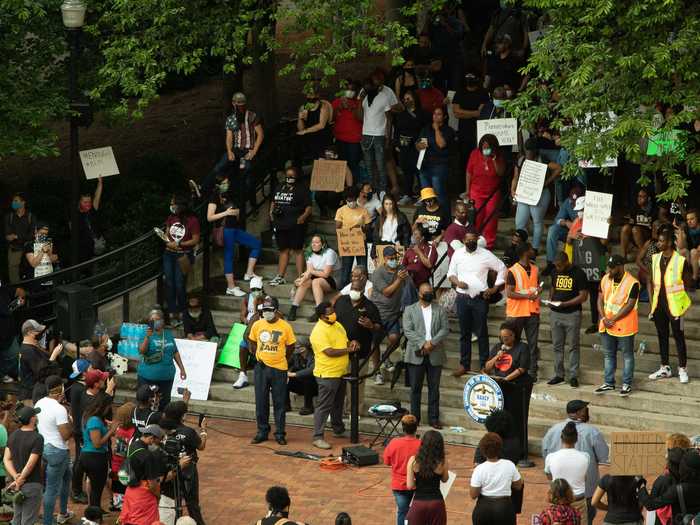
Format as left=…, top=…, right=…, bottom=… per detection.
left=249, top=296, right=296, bottom=445
left=309, top=302, right=359, bottom=450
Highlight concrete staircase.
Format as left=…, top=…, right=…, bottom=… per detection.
left=117, top=204, right=700, bottom=453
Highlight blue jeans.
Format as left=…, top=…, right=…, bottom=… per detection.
left=361, top=135, right=388, bottom=192
left=43, top=444, right=71, bottom=524
left=419, top=163, right=449, bottom=209
left=162, top=251, right=193, bottom=315
left=515, top=187, right=551, bottom=250
left=455, top=294, right=490, bottom=369
left=254, top=362, right=287, bottom=439
left=336, top=140, right=364, bottom=184
left=546, top=222, right=569, bottom=263
left=393, top=489, right=414, bottom=525
left=223, top=227, right=262, bottom=275
left=601, top=332, right=635, bottom=386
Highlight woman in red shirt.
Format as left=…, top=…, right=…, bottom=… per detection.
left=383, top=414, right=421, bottom=525
left=332, top=79, right=363, bottom=183
left=403, top=224, right=438, bottom=288
left=466, top=133, right=506, bottom=249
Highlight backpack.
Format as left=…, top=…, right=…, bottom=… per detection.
left=118, top=445, right=145, bottom=487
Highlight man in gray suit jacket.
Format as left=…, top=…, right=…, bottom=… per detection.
left=402, top=282, right=450, bottom=429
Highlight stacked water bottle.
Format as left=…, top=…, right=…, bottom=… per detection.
left=118, top=323, right=149, bottom=359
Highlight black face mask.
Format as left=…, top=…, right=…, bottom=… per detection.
left=421, top=292, right=434, bottom=303
left=365, top=191, right=373, bottom=200
left=465, top=240, right=478, bottom=252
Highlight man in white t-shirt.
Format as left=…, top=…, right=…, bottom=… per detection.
left=544, top=421, right=590, bottom=523
left=35, top=375, right=74, bottom=525
left=359, top=68, right=402, bottom=194
left=336, top=266, right=373, bottom=301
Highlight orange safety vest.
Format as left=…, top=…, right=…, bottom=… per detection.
left=598, top=271, right=639, bottom=337
left=506, top=262, right=540, bottom=317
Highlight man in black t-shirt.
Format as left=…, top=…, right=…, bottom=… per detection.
left=4, top=406, right=44, bottom=524
left=269, top=166, right=312, bottom=287
left=0, top=281, right=24, bottom=380
left=132, top=384, right=164, bottom=439
left=546, top=252, right=589, bottom=388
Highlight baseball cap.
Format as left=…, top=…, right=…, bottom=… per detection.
left=70, top=359, right=91, bottom=380
left=607, top=254, right=626, bottom=268
left=85, top=369, right=109, bottom=388
left=261, top=295, right=279, bottom=311
left=566, top=400, right=589, bottom=414
left=382, top=246, right=398, bottom=257
left=513, top=229, right=529, bottom=242
left=574, top=196, right=586, bottom=211
left=232, top=92, right=246, bottom=104
left=17, top=406, right=41, bottom=425
left=21, top=319, right=46, bottom=336
left=136, top=384, right=159, bottom=402
left=142, top=424, right=164, bottom=439
left=249, top=276, right=263, bottom=290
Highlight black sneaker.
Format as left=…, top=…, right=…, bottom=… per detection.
left=547, top=376, right=565, bottom=385
left=620, top=384, right=632, bottom=397
left=251, top=434, right=268, bottom=444
left=288, top=305, right=298, bottom=322
left=299, top=406, right=314, bottom=416
left=276, top=436, right=287, bottom=445
left=307, top=312, right=319, bottom=322
left=570, top=377, right=579, bottom=388
left=71, top=492, right=88, bottom=504
left=594, top=384, right=615, bottom=394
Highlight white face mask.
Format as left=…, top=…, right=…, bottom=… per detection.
left=349, top=290, right=362, bottom=301
left=105, top=337, right=113, bottom=352
left=262, top=311, right=276, bottom=322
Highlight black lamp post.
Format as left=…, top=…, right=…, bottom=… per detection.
left=61, top=0, right=87, bottom=267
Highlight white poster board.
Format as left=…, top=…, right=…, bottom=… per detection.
left=578, top=157, right=618, bottom=169
left=416, top=148, right=426, bottom=170
left=446, top=90, right=458, bottom=131
left=440, top=470, right=457, bottom=499
left=582, top=191, right=613, bottom=239
left=514, top=160, right=547, bottom=205
left=79, top=146, right=120, bottom=179
left=171, top=339, right=217, bottom=401
left=476, top=118, right=518, bottom=146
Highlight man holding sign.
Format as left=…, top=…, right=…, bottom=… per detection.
left=249, top=296, right=297, bottom=446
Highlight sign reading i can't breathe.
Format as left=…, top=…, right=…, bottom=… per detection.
left=610, top=431, right=667, bottom=476
left=79, top=146, right=120, bottom=179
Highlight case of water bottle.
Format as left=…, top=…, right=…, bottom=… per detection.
left=117, top=323, right=148, bottom=359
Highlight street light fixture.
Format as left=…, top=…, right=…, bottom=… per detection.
left=61, top=0, right=87, bottom=267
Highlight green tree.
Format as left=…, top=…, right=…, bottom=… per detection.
left=512, top=0, right=700, bottom=200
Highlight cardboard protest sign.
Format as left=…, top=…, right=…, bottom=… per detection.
left=582, top=191, right=613, bottom=239
left=218, top=323, right=247, bottom=368
left=514, top=160, right=547, bottom=205
left=79, top=147, right=120, bottom=179
left=172, top=339, right=217, bottom=401
left=610, top=431, right=667, bottom=476
left=375, top=244, right=406, bottom=267
left=476, top=118, right=518, bottom=146
left=310, top=159, right=347, bottom=192
left=337, top=228, right=366, bottom=257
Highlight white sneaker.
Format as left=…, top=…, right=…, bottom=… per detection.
left=471, top=333, right=478, bottom=342
left=233, top=372, right=249, bottom=389
left=648, top=365, right=672, bottom=380
left=374, top=372, right=385, bottom=385
left=679, top=367, right=689, bottom=384
left=226, top=286, right=246, bottom=297
left=1, top=375, right=14, bottom=383
left=57, top=511, right=75, bottom=524
left=244, top=272, right=261, bottom=281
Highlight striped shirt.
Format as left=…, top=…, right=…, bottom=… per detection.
left=225, top=110, right=260, bottom=150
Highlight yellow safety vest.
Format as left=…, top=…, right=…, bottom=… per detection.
left=650, top=251, right=691, bottom=317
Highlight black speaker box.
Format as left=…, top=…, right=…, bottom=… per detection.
left=55, top=284, right=96, bottom=342
left=342, top=445, right=379, bottom=467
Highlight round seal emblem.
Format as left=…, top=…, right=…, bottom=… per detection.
left=259, top=331, right=272, bottom=343
left=463, top=374, right=504, bottom=424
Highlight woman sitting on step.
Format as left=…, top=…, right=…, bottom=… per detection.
left=288, top=234, right=339, bottom=321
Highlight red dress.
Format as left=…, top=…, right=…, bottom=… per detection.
left=467, top=148, right=504, bottom=249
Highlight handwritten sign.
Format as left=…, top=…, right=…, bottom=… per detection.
left=79, top=146, right=120, bottom=179
left=476, top=118, right=518, bottom=146
left=514, top=160, right=547, bottom=205
left=171, top=339, right=217, bottom=401
left=582, top=191, right=613, bottom=239
left=337, top=228, right=366, bottom=257
left=310, top=159, right=347, bottom=192
left=610, top=431, right=666, bottom=476
left=375, top=244, right=406, bottom=268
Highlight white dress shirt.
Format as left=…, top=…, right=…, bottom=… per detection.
left=446, top=246, right=507, bottom=297
left=421, top=304, right=433, bottom=341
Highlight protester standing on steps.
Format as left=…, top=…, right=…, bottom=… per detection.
left=416, top=106, right=455, bottom=209
left=394, top=89, right=426, bottom=204
left=4, top=192, right=35, bottom=283
left=77, top=176, right=105, bottom=262
left=297, top=84, right=333, bottom=163
left=309, top=302, right=359, bottom=450
left=648, top=225, right=693, bottom=384
left=413, top=187, right=451, bottom=244
left=542, top=400, right=609, bottom=525
left=594, top=255, right=640, bottom=397
left=443, top=200, right=477, bottom=259
left=335, top=186, right=372, bottom=289
left=505, top=242, right=542, bottom=382
left=289, top=234, right=340, bottom=322
left=546, top=251, right=589, bottom=389
left=332, top=80, right=364, bottom=183
left=543, top=422, right=590, bottom=524
left=448, top=227, right=506, bottom=376
left=383, top=414, right=421, bottom=525
left=543, top=184, right=585, bottom=277
left=249, top=296, right=296, bottom=446
left=403, top=282, right=449, bottom=429
left=207, top=174, right=261, bottom=298
left=269, top=166, right=312, bottom=287
left=369, top=194, right=412, bottom=260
